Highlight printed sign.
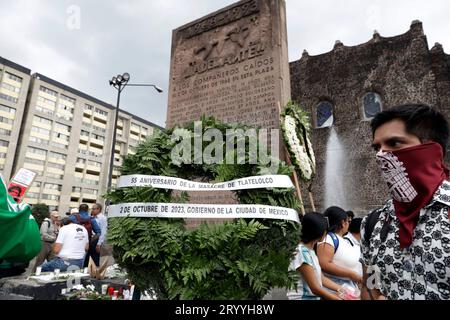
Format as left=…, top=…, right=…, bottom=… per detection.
left=8, top=168, right=37, bottom=203
left=117, top=175, right=294, bottom=191
left=108, top=202, right=300, bottom=224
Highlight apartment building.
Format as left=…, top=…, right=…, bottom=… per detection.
left=11, top=72, right=162, bottom=214
left=0, top=57, right=31, bottom=180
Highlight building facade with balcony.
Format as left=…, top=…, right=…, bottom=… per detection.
left=9, top=70, right=162, bottom=214
left=0, top=57, right=31, bottom=180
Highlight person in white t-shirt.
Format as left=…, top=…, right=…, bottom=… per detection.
left=287, top=212, right=343, bottom=300
left=344, top=217, right=363, bottom=278
left=40, top=218, right=89, bottom=272
left=317, top=206, right=362, bottom=293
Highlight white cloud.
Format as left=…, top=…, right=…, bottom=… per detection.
left=0, top=0, right=449, bottom=127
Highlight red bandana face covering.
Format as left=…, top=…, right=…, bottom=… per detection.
left=376, top=142, right=449, bottom=248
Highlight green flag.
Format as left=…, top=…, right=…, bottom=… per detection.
left=0, top=175, right=41, bottom=263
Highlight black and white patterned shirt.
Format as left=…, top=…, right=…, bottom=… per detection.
left=361, top=180, right=450, bottom=300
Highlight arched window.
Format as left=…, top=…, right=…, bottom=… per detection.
left=363, top=92, right=383, bottom=120
left=316, top=101, right=334, bottom=128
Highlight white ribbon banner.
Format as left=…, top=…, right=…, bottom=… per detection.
left=108, top=203, right=300, bottom=224
left=117, top=175, right=294, bottom=191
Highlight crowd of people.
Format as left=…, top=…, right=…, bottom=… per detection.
left=1, top=104, right=450, bottom=300
left=288, top=104, right=450, bottom=300
left=33, top=203, right=108, bottom=273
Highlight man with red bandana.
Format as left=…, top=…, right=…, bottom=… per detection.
left=361, top=105, right=450, bottom=300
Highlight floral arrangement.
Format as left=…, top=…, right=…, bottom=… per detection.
left=64, top=284, right=111, bottom=300
left=106, top=117, right=301, bottom=300
left=281, top=102, right=316, bottom=182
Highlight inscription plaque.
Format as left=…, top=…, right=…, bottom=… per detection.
left=166, top=0, right=291, bottom=228
left=167, top=0, right=291, bottom=130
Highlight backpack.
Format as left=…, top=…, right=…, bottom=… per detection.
left=363, top=209, right=392, bottom=245
left=75, top=214, right=93, bottom=240
left=314, top=232, right=340, bottom=254
left=328, top=232, right=339, bottom=254
left=42, top=218, right=51, bottom=229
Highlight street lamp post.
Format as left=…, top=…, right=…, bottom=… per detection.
left=107, top=73, right=163, bottom=192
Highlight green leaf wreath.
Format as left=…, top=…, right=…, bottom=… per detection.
left=106, top=117, right=301, bottom=300
left=281, top=102, right=316, bottom=181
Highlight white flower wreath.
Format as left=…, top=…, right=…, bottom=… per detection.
left=282, top=105, right=316, bottom=181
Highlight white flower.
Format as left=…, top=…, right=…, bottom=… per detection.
left=283, top=115, right=314, bottom=181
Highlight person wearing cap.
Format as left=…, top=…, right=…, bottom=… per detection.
left=32, top=210, right=61, bottom=272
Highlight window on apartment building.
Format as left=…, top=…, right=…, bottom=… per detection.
left=72, top=187, right=82, bottom=193
left=50, top=141, right=68, bottom=150
left=36, top=106, right=54, bottom=116
left=53, top=132, right=70, bottom=142
left=60, top=94, right=75, bottom=105
left=44, top=183, right=62, bottom=191
left=84, top=188, right=98, bottom=195
left=92, top=134, right=105, bottom=141
left=29, top=136, right=49, bottom=146
left=87, top=160, right=101, bottom=167
left=0, top=140, right=9, bottom=147
left=92, top=125, right=106, bottom=133
left=55, top=113, right=73, bottom=122
left=315, top=101, right=334, bottom=128
left=88, top=150, right=102, bottom=158
left=362, top=92, right=383, bottom=120
left=76, top=157, right=86, bottom=164
left=48, top=151, right=66, bottom=160
left=83, top=179, right=99, bottom=186
left=94, top=108, right=108, bottom=116
left=37, top=96, right=57, bottom=108
left=0, top=152, right=6, bottom=159
left=58, top=103, right=74, bottom=114
left=81, top=130, right=89, bottom=137
left=54, top=122, right=71, bottom=132
left=32, top=181, right=42, bottom=188
left=33, top=115, right=52, bottom=126
left=26, top=192, right=40, bottom=199
left=84, top=104, right=93, bottom=110
left=0, top=104, right=16, bottom=114
left=31, top=126, right=51, bottom=136
left=1, top=82, right=21, bottom=93
left=27, top=146, right=47, bottom=156
left=24, top=157, right=45, bottom=166
left=39, top=86, right=57, bottom=97
left=46, top=173, right=64, bottom=180
left=130, top=123, right=140, bottom=131
left=41, top=194, right=60, bottom=201
left=47, top=162, right=65, bottom=171
left=0, top=128, right=11, bottom=135
left=5, top=72, right=23, bottom=83
left=0, top=116, right=13, bottom=125
left=0, top=93, right=18, bottom=104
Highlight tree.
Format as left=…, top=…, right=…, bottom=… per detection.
left=31, top=203, right=49, bottom=227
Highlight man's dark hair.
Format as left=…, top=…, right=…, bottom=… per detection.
left=300, top=212, right=328, bottom=243
left=348, top=217, right=363, bottom=234
left=346, top=211, right=355, bottom=220
left=324, top=206, right=348, bottom=233
left=61, top=217, right=72, bottom=225
left=371, top=104, right=449, bottom=156
left=79, top=203, right=89, bottom=212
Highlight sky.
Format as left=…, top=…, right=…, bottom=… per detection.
left=0, top=0, right=449, bottom=128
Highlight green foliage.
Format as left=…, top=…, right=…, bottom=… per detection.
left=106, top=117, right=301, bottom=300
left=31, top=203, right=49, bottom=227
